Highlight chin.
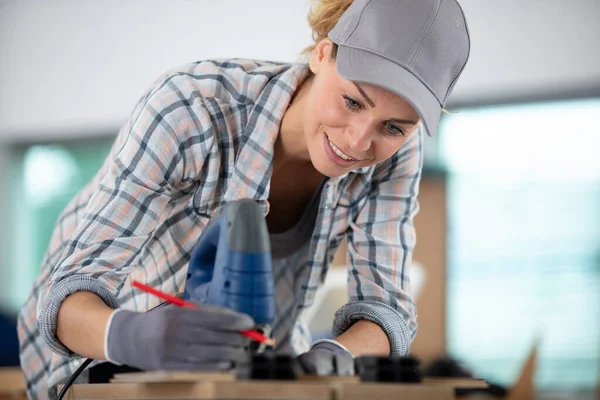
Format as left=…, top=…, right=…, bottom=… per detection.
left=306, top=152, right=334, bottom=178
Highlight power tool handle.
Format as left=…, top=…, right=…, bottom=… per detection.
left=184, top=218, right=221, bottom=300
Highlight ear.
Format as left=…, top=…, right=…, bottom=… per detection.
left=309, top=39, right=335, bottom=74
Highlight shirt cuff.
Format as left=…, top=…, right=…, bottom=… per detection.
left=37, top=275, right=121, bottom=358
left=104, top=309, right=125, bottom=365
left=311, top=338, right=355, bottom=358
left=332, top=301, right=415, bottom=356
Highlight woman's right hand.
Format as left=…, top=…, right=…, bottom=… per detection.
left=105, top=304, right=255, bottom=371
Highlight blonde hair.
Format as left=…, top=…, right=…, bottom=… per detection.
left=302, top=0, right=354, bottom=57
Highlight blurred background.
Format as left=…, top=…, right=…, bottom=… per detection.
left=0, top=0, right=599, bottom=398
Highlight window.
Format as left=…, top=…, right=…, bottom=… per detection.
left=441, top=99, right=600, bottom=390
left=2, top=137, right=114, bottom=311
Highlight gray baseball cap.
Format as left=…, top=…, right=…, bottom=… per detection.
left=328, top=0, right=471, bottom=136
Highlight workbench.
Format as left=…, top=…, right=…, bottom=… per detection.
left=61, top=371, right=488, bottom=400
left=0, top=367, right=26, bottom=400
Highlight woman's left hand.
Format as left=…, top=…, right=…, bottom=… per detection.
left=295, top=339, right=355, bottom=376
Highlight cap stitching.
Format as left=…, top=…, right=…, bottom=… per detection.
left=411, top=0, right=445, bottom=68
left=408, top=0, right=443, bottom=67
left=344, top=0, right=374, bottom=42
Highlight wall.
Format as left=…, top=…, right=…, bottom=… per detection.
left=1, top=0, right=600, bottom=141
left=0, top=0, right=312, bottom=141
left=450, top=0, right=600, bottom=106
left=409, top=176, right=447, bottom=362
left=0, top=146, right=10, bottom=308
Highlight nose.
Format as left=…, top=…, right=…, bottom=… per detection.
left=346, top=121, right=373, bottom=153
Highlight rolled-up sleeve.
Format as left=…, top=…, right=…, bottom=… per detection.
left=36, top=76, right=214, bottom=357
left=332, top=129, right=423, bottom=355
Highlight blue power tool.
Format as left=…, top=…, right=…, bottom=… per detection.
left=183, top=199, right=275, bottom=349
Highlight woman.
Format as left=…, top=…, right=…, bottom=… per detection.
left=18, top=0, right=470, bottom=398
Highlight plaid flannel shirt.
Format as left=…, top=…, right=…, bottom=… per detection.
left=17, top=59, right=422, bottom=399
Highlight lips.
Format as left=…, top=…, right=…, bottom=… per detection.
left=323, top=133, right=360, bottom=168
left=328, top=138, right=356, bottom=161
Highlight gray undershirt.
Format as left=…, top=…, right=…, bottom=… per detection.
left=269, top=181, right=324, bottom=259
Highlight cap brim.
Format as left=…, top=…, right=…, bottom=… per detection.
left=335, top=45, right=441, bottom=136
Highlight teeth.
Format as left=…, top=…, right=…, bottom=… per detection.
left=328, top=139, right=355, bottom=161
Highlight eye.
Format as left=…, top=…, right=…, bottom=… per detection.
left=384, top=122, right=405, bottom=137
left=343, top=95, right=363, bottom=112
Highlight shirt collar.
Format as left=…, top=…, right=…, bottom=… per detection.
left=224, top=63, right=310, bottom=213
left=224, top=62, right=373, bottom=214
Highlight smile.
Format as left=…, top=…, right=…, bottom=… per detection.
left=327, top=138, right=356, bottom=161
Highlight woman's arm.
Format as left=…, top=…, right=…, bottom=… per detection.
left=296, top=320, right=390, bottom=375
left=332, top=129, right=424, bottom=356
left=335, top=320, right=390, bottom=356
left=56, top=292, right=113, bottom=360
left=37, top=72, right=215, bottom=358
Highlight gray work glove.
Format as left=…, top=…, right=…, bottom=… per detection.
left=295, top=339, right=355, bottom=376
left=105, top=304, right=254, bottom=371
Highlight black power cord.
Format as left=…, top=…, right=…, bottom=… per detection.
left=56, top=357, right=93, bottom=400
left=55, top=300, right=168, bottom=399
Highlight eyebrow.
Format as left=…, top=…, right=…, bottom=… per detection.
left=353, top=82, right=376, bottom=108
left=352, top=82, right=419, bottom=125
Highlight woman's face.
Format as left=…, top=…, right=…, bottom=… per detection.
left=303, top=40, right=421, bottom=178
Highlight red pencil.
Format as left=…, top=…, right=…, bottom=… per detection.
left=132, top=280, right=274, bottom=346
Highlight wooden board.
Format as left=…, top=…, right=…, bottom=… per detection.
left=297, top=375, right=360, bottom=384
left=422, top=377, right=489, bottom=389
left=110, top=371, right=486, bottom=389
left=0, top=368, right=26, bottom=400
left=63, top=374, right=488, bottom=400
left=111, top=371, right=236, bottom=383
left=63, top=381, right=332, bottom=400
left=337, top=382, right=454, bottom=400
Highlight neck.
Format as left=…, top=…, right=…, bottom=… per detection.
left=274, top=75, right=314, bottom=172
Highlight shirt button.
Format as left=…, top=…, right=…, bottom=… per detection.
left=315, top=254, right=323, bottom=261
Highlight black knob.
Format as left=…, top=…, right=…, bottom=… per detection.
left=355, top=356, right=422, bottom=383
left=238, top=353, right=299, bottom=381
